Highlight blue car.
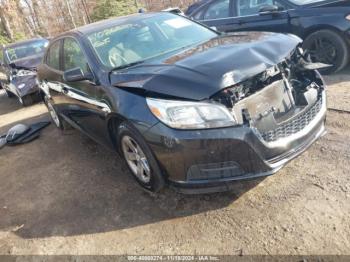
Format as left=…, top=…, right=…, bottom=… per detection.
left=186, top=0, right=350, bottom=74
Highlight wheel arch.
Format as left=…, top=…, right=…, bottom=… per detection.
left=301, top=24, right=348, bottom=43
left=107, top=113, right=128, bottom=151
left=301, top=25, right=350, bottom=74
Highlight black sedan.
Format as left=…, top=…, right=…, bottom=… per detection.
left=0, top=38, right=49, bottom=106
left=38, top=12, right=327, bottom=193
left=186, top=0, right=350, bottom=74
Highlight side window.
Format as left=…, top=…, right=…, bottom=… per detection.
left=203, top=0, right=230, bottom=20
left=63, top=38, right=89, bottom=74
left=46, top=41, right=61, bottom=70
left=236, top=0, right=286, bottom=16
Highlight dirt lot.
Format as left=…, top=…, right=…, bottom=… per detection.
left=0, top=68, right=349, bottom=256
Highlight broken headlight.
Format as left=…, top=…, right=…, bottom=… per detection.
left=147, top=98, right=237, bottom=129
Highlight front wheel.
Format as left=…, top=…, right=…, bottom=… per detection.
left=117, top=122, right=165, bottom=192
left=303, top=29, right=349, bottom=74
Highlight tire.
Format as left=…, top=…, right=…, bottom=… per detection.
left=19, top=95, right=34, bottom=106
left=5, top=89, right=15, bottom=98
left=117, top=122, right=165, bottom=192
left=303, top=29, right=349, bottom=75
left=43, top=96, right=64, bottom=130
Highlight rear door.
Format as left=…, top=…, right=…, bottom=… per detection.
left=60, top=36, right=111, bottom=147
left=40, top=39, right=65, bottom=112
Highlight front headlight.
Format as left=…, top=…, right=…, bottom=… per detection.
left=146, top=98, right=237, bottom=129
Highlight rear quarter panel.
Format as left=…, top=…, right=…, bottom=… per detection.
left=288, top=7, right=350, bottom=39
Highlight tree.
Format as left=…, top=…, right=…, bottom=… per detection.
left=15, top=1, right=35, bottom=37
left=0, top=1, right=14, bottom=41
left=65, top=0, right=77, bottom=28
left=91, top=0, right=138, bottom=21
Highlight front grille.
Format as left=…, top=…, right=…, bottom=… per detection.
left=261, top=98, right=323, bottom=143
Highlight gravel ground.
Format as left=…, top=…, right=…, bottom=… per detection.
left=0, top=68, right=349, bottom=255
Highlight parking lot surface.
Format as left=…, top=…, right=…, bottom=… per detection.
left=0, top=70, right=349, bottom=255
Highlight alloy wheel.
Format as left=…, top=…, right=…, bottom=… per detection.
left=121, top=135, right=151, bottom=184
left=307, top=37, right=337, bottom=65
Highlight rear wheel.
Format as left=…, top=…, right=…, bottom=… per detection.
left=117, top=122, right=165, bottom=192
left=303, top=29, right=349, bottom=74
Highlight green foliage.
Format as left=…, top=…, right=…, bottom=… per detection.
left=14, top=32, right=26, bottom=41
left=0, top=30, right=26, bottom=46
left=0, top=30, right=10, bottom=46
left=91, top=0, right=139, bottom=22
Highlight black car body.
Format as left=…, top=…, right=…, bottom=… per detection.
left=0, top=38, right=49, bottom=106
left=186, top=0, right=350, bottom=74
left=38, top=12, right=327, bottom=194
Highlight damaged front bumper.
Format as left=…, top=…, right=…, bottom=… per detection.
left=143, top=88, right=327, bottom=194
left=8, top=74, right=40, bottom=98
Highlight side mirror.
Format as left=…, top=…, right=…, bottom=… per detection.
left=63, top=67, right=93, bottom=82
left=162, top=7, right=185, bottom=16
left=259, top=5, right=283, bottom=15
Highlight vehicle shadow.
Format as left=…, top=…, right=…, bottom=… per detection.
left=0, top=90, right=22, bottom=116
left=322, top=65, right=350, bottom=86
left=0, top=113, right=265, bottom=239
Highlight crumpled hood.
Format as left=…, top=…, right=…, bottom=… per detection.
left=10, top=53, right=44, bottom=70
left=111, top=32, right=302, bottom=100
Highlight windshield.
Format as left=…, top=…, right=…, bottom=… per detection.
left=289, top=0, right=325, bottom=5
left=5, top=39, right=49, bottom=62
left=87, top=13, right=217, bottom=69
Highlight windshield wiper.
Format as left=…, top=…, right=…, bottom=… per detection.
left=110, top=60, right=145, bottom=72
